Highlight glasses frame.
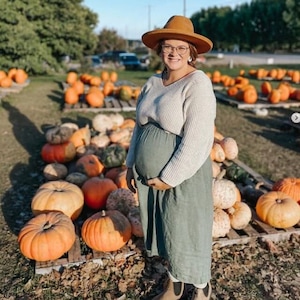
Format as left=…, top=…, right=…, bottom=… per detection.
left=161, top=44, right=189, bottom=55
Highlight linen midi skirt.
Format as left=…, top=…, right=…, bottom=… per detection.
left=133, top=123, right=214, bottom=284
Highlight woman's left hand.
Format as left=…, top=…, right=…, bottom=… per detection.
left=147, top=177, right=172, bottom=190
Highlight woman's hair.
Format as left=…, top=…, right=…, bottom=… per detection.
left=156, top=41, right=198, bottom=67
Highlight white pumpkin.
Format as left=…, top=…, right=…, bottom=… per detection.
left=226, top=201, right=252, bottom=230
left=212, top=208, right=231, bottom=238
left=92, top=113, right=114, bottom=133
left=213, top=178, right=238, bottom=209
left=219, top=137, right=239, bottom=160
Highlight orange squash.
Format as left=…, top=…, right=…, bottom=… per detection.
left=31, top=180, right=84, bottom=221
left=256, top=191, right=300, bottom=228
left=18, top=212, right=76, bottom=261
left=64, top=87, right=79, bottom=105
left=81, top=210, right=132, bottom=252
left=75, top=154, right=104, bottom=177
left=69, top=125, right=91, bottom=148
left=272, top=177, right=300, bottom=202
left=41, top=141, right=76, bottom=163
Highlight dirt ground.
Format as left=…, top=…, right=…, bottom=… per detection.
left=0, top=77, right=299, bottom=299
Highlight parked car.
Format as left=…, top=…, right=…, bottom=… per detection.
left=118, top=53, right=141, bottom=70
left=99, top=50, right=127, bottom=63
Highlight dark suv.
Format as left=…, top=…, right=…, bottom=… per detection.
left=118, top=53, right=141, bottom=70
left=99, top=50, right=127, bottom=63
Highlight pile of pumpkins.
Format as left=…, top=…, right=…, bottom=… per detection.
left=18, top=112, right=142, bottom=262
left=18, top=116, right=300, bottom=262
left=209, top=69, right=300, bottom=104
left=0, top=68, right=29, bottom=88
left=212, top=127, right=300, bottom=238
left=64, top=70, right=141, bottom=107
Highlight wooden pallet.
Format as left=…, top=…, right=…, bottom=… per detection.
left=0, top=80, right=30, bottom=95
left=35, top=234, right=138, bottom=275
left=214, top=212, right=300, bottom=248
left=63, top=96, right=137, bottom=113
left=214, top=90, right=300, bottom=110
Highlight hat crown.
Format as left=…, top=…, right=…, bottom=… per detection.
left=164, top=16, right=194, bottom=34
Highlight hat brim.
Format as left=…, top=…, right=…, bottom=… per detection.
left=142, top=29, right=213, bottom=54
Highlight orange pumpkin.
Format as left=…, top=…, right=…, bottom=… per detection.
left=272, top=177, right=300, bottom=202
left=277, top=83, right=290, bottom=101
left=261, top=81, right=272, bottom=96
left=81, top=210, right=132, bottom=252
left=41, top=141, right=76, bottom=163
left=18, top=211, right=76, bottom=261
left=66, top=71, right=78, bottom=85
left=256, top=191, right=300, bottom=228
left=102, top=81, right=115, bottom=97
left=110, top=71, right=118, bottom=83
left=0, top=76, right=13, bottom=88
left=72, top=80, right=85, bottom=95
left=89, top=76, right=101, bottom=87
left=31, top=180, right=84, bottom=221
left=85, top=90, right=105, bottom=107
left=64, top=87, right=79, bottom=105
left=242, top=86, right=258, bottom=104
left=75, top=154, right=104, bottom=177
left=69, top=125, right=91, bottom=148
left=81, top=177, right=118, bottom=209
left=268, top=89, right=281, bottom=104
left=13, top=69, right=28, bottom=84
left=100, top=71, right=110, bottom=82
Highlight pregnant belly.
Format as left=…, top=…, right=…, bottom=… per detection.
left=134, top=124, right=180, bottom=180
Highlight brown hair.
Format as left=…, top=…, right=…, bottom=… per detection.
left=156, top=41, right=198, bottom=67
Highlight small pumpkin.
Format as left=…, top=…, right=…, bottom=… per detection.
left=99, top=143, right=127, bottom=168
left=272, top=177, right=300, bottom=202
left=106, top=188, right=138, bottom=216
left=31, top=180, right=84, bottom=221
left=90, top=133, right=111, bottom=148
left=85, top=90, right=105, bottom=107
left=81, top=210, right=132, bottom=252
left=41, top=141, right=76, bottom=163
left=64, top=87, right=79, bottom=105
left=81, top=177, right=118, bottom=210
left=69, top=125, right=91, bottom=148
left=210, top=142, right=226, bottom=163
left=75, top=154, right=104, bottom=177
left=226, top=201, right=252, bottom=230
left=213, top=176, right=238, bottom=209
left=43, top=163, right=68, bottom=180
left=45, top=125, right=74, bottom=145
left=18, top=212, right=76, bottom=261
left=119, top=86, right=132, bottom=101
left=212, top=208, right=231, bottom=238
left=219, top=137, right=238, bottom=160
left=65, top=172, right=88, bottom=187
left=92, top=113, right=114, bottom=133
left=256, top=191, right=300, bottom=228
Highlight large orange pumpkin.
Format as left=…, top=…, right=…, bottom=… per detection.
left=81, top=177, right=118, bottom=209
left=85, top=90, right=104, bottom=107
left=13, top=69, right=28, bottom=84
left=272, top=177, right=300, bottom=202
left=81, top=210, right=132, bottom=252
left=256, top=191, right=300, bottom=228
left=31, top=180, right=84, bottom=220
left=18, top=211, right=76, bottom=261
left=41, top=141, right=76, bottom=163
left=64, top=87, right=79, bottom=105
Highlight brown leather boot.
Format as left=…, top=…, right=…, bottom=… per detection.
left=191, top=282, right=212, bottom=300
left=152, top=279, right=184, bottom=300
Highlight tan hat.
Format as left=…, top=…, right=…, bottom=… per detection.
left=142, top=15, right=213, bottom=54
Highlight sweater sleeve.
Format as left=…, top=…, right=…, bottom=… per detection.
left=159, top=75, right=216, bottom=187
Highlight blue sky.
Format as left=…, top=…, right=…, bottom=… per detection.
left=83, top=0, right=250, bottom=40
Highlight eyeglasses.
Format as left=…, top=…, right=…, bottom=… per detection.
left=161, top=45, right=189, bottom=55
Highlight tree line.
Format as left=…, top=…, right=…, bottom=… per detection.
left=0, top=0, right=298, bottom=75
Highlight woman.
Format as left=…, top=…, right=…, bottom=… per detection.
left=126, top=15, right=216, bottom=300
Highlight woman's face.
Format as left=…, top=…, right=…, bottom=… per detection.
left=160, top=39, right=190, bottom=71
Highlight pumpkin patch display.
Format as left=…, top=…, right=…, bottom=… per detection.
left=256, top=191, right=300, bottom=228
left=81, top=210, right=132, bottom=252
left=18, top=211, right=76, bottom=261
left=31, top=180, right=84, bottom=221
left=81, top=177, right=118, bottom=210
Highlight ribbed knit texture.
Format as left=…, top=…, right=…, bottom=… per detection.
left=126, top=70, right=216, bottom=187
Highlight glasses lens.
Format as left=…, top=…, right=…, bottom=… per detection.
left=162, top=45, right=188, bottom=55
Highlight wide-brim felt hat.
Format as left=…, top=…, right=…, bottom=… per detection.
left=142, top=15, right=213, bottom=54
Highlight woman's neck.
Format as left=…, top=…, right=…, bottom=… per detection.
left=162, top=65, right=195, bottom=86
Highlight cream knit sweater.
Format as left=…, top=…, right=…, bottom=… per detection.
left=126, top=70, right=216, bottom=187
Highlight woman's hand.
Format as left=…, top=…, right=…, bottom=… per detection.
left=126, top=168, right=136, bottom=193
left=147, top=177, right=172, bottom=190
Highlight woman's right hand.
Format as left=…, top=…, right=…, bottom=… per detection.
left=126, top=168, right=136, bottom=194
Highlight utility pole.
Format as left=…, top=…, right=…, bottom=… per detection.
left=183, top=0, right=186, bottom=16
left=148, top=5, right=151, bottom=30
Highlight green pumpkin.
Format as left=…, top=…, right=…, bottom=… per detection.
left=100, top=144, right=127, bottom=168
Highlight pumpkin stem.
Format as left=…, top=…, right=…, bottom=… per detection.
left=43, top=221, right=53, bottom=230
left=101, top=210, right=106, bottom=217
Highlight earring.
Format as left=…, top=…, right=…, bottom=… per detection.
left=188, top=57, right=192, bottom=63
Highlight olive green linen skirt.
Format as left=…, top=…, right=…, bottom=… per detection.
left=133, top=123, right=213, bottom=285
